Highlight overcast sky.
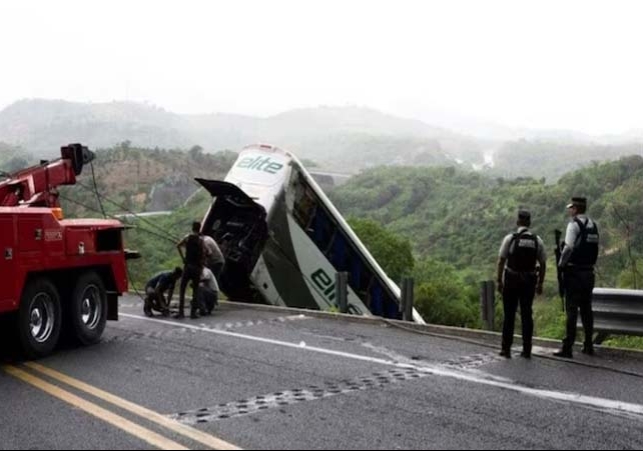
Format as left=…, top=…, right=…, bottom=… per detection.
left=0, top=0, right=641, bottom=135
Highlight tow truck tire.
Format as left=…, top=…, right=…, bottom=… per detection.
left=18, top=278, right=62, bottom=359
left=70, top=272, right=108, bottom=346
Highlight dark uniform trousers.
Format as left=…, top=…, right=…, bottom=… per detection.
left=502, top=271, right=537, bottom=353
left=562, top=269, right=595, bottom=352
left=178, top=264, right=202, bottom=315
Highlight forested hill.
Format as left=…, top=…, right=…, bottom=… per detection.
left=331, top=155, right=643, bottom=287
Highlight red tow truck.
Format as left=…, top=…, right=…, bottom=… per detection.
left=0, top=144, right=131, bottom=358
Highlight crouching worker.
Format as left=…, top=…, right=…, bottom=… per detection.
left=144, top=267, right=183, bottom=317
left=198, top=267, right=219, bottom=316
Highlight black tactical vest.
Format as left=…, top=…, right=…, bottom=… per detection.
left=569, top=218, right=599, bottom=266
left=185, top=234, right=204, bottom=266
left=507, top=231, right=539, bottom=272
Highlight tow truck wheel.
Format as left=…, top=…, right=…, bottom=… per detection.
left=70, top=272, right=107, bottom=346
left=18, top=278, right=62, bottom=359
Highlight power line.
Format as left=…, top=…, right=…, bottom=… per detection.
left=76, top=181, right=180, bottom=242
left=58, top=193, right=178, bottom=245
left=90, top=161, right=107, bottom=218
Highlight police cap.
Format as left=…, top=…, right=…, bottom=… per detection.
left=566, top=197, right=587, bottom=209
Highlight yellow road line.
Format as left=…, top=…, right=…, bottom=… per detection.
left=3, top=365, right=188, bottom=450
left=25, top=362, right=241, bottom=451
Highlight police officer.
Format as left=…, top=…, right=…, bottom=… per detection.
left=176, top=221, right=206, bottom=319
left=497, top=210, right=547, bottom=359
left=555, top=197, right=600, bottom=358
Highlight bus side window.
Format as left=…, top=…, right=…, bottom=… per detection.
left=385, top=294, right=400, bottom=319
left=330, top=233, right=347, bottom=270
left=370, top=283, right=384, bottom=316
left=350, top=255, right=362, bottom=293
left=293, top=185, right=317, bottom=231
left=312, top=208, right=334, bottom=249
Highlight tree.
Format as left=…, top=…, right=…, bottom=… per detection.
left=189, top=145, right=204, bottom=162
left=348, top=218, right=415, bottom=283
left=413, top=258, right=481, bottom=328
left=0, top=156, right=30, bottom=173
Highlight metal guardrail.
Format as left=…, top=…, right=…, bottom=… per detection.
left=591, top=288, right=643, bottom=343
left=400, top=277, right=414, bottom=323
left=335, top=272, right=349, bottom=314
left=333, top=272, right=415, bottom=321
left=480, top=281, right=496, bottom=331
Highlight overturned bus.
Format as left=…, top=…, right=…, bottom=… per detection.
left=197, top=144, right=424, bottom=323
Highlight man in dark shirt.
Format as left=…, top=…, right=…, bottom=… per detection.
left=176, top=221, right=206, bottom=319
left=144, top=267, right=183, bottom=317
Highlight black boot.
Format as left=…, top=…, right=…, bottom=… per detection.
left=175, top=299, right=186, bottom=319
left=582, top=344, right=595, bottom=356
left=499, top=349, right=512, bottom=359
left=554, top=349, right=573, bottom=359
left=143, top=298, right=154, bottom=318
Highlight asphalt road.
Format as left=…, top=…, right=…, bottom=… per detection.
left=2, top=295, right=643, bottom=450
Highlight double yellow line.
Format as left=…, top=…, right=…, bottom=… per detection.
left=4, top=363, right=241, bottom=451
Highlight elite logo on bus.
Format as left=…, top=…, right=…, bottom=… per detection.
left=237, top=156, right=284, bottom=174
left=312, top=269, right=336, bottom=302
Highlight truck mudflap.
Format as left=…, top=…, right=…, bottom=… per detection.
left=107, top=292, right=119, bottom=321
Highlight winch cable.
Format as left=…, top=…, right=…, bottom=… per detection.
left=62, top=189, right=152, bottom=303
left=76, top=180, right=180, bottom=243
left=58, top=193, right=177, bottom=245
left=80, top=171, right=188, bottom=306
left=89, top=161, right=107, bottom=218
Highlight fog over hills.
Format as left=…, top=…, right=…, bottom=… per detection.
left=1, top=99, right=642, bottom=179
